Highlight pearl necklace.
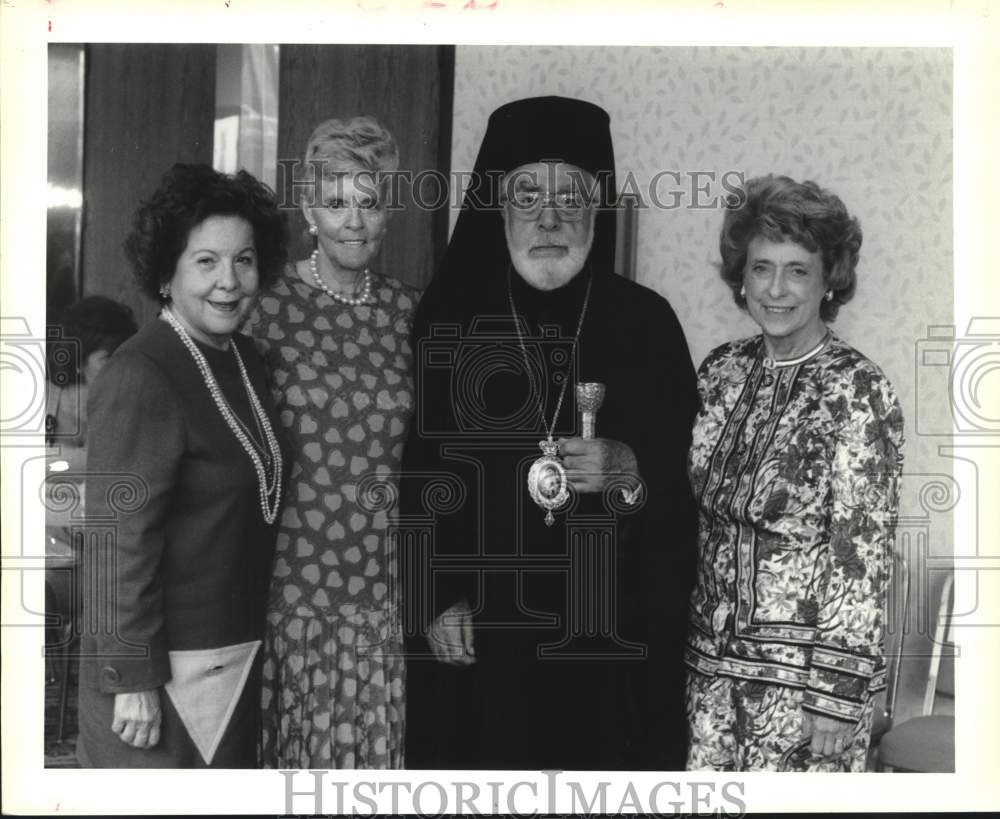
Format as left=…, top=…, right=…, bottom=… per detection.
left=309, top=249, right=374, bottom=306
left=162, top=308, right=283, bottom=524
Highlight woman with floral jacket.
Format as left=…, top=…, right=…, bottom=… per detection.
left=685, top=175, right=904, bottom=772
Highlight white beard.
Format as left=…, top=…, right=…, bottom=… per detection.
left=506, top=226, right=595, bottom=291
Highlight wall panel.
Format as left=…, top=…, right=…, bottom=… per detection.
left=81, top=44, right=217, bottom=325
left=278, top=45, right=454, bottom=290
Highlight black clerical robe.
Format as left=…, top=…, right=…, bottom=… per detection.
left=401, top=266, right=698, bottom=770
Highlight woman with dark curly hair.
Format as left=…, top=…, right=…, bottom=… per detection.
left=684, top=175, right=904, bottom=771
left=77, top=164, right=287, bottom=767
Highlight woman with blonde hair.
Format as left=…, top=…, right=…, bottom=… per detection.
left=245, top=115, right=419, bottom=768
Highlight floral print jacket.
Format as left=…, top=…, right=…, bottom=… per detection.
left=685, top=334, right=904, bottom=723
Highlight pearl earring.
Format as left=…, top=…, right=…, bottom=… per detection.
left=739, top=284, right=746, bottom=298
left=159, top=284, right=171, bottom=299
left=308, top=224, right=318, bottom=236
left=824, top=290, right=833, bottom=302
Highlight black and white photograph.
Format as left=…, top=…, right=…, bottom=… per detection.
left=2, top=0, right=998, bottom=814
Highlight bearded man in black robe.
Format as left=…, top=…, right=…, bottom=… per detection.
left=401, top=96, right=698, bottom=770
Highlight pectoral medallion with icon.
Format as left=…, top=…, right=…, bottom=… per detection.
left=508, top=266, right=604, bottom=526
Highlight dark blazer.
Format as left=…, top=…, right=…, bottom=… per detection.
left=77, top=318, right=279, bottom=767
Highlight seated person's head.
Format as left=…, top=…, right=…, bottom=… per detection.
left=50, top=295, right=138, bottom=386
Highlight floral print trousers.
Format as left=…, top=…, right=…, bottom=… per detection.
left=686, top=672, right=873, bottom=772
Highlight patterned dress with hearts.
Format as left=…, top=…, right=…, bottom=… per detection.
left=244, top=267, right=419, bottom=768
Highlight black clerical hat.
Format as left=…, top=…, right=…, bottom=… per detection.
left=476, top=96, right=615, bottom=196
left=431, top=95, right=619, bottom=297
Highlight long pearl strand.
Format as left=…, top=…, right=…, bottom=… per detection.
left=309, top=249, right=374, bottom=306
left=162, top=308, right=283, bottom=524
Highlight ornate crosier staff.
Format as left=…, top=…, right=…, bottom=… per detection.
left=576, top=382, right=605, bottom=439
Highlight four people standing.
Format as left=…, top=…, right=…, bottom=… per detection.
left=75, top=100, right=902, bottom=772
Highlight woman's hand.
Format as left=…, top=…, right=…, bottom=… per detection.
left=801, top=710, right=853, bottom=757
left=112, top=689, right=162, bottom=749
left=559, top=437, right=639, bottom=494
left=428, top=601, right=476, bottom=666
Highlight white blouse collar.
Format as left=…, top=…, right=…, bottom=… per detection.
left=760, top=330, right=832, bottom=370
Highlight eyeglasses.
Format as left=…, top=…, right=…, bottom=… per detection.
left=502, top=189, right=592, bottom=222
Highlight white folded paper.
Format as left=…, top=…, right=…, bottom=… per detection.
left=164, top=639, right=260, bottom=765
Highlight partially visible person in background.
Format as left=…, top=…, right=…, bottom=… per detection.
left=46, top=295, right=138, bottom=470
left=45, top=295, right=138, bottom=677
left=78, top=163, right=287, bottom=768
left=245, top=115, right=419, bottom=769
left=685, top=174, right=904, bottom=772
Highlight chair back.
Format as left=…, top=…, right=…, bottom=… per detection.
left=922, top=573, right=955, bottom=715
left=874, top=569, right=956, bottom=773
left=936, top=651, right=955, bottom=698
left=871, top=549, right=910, bottom=740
